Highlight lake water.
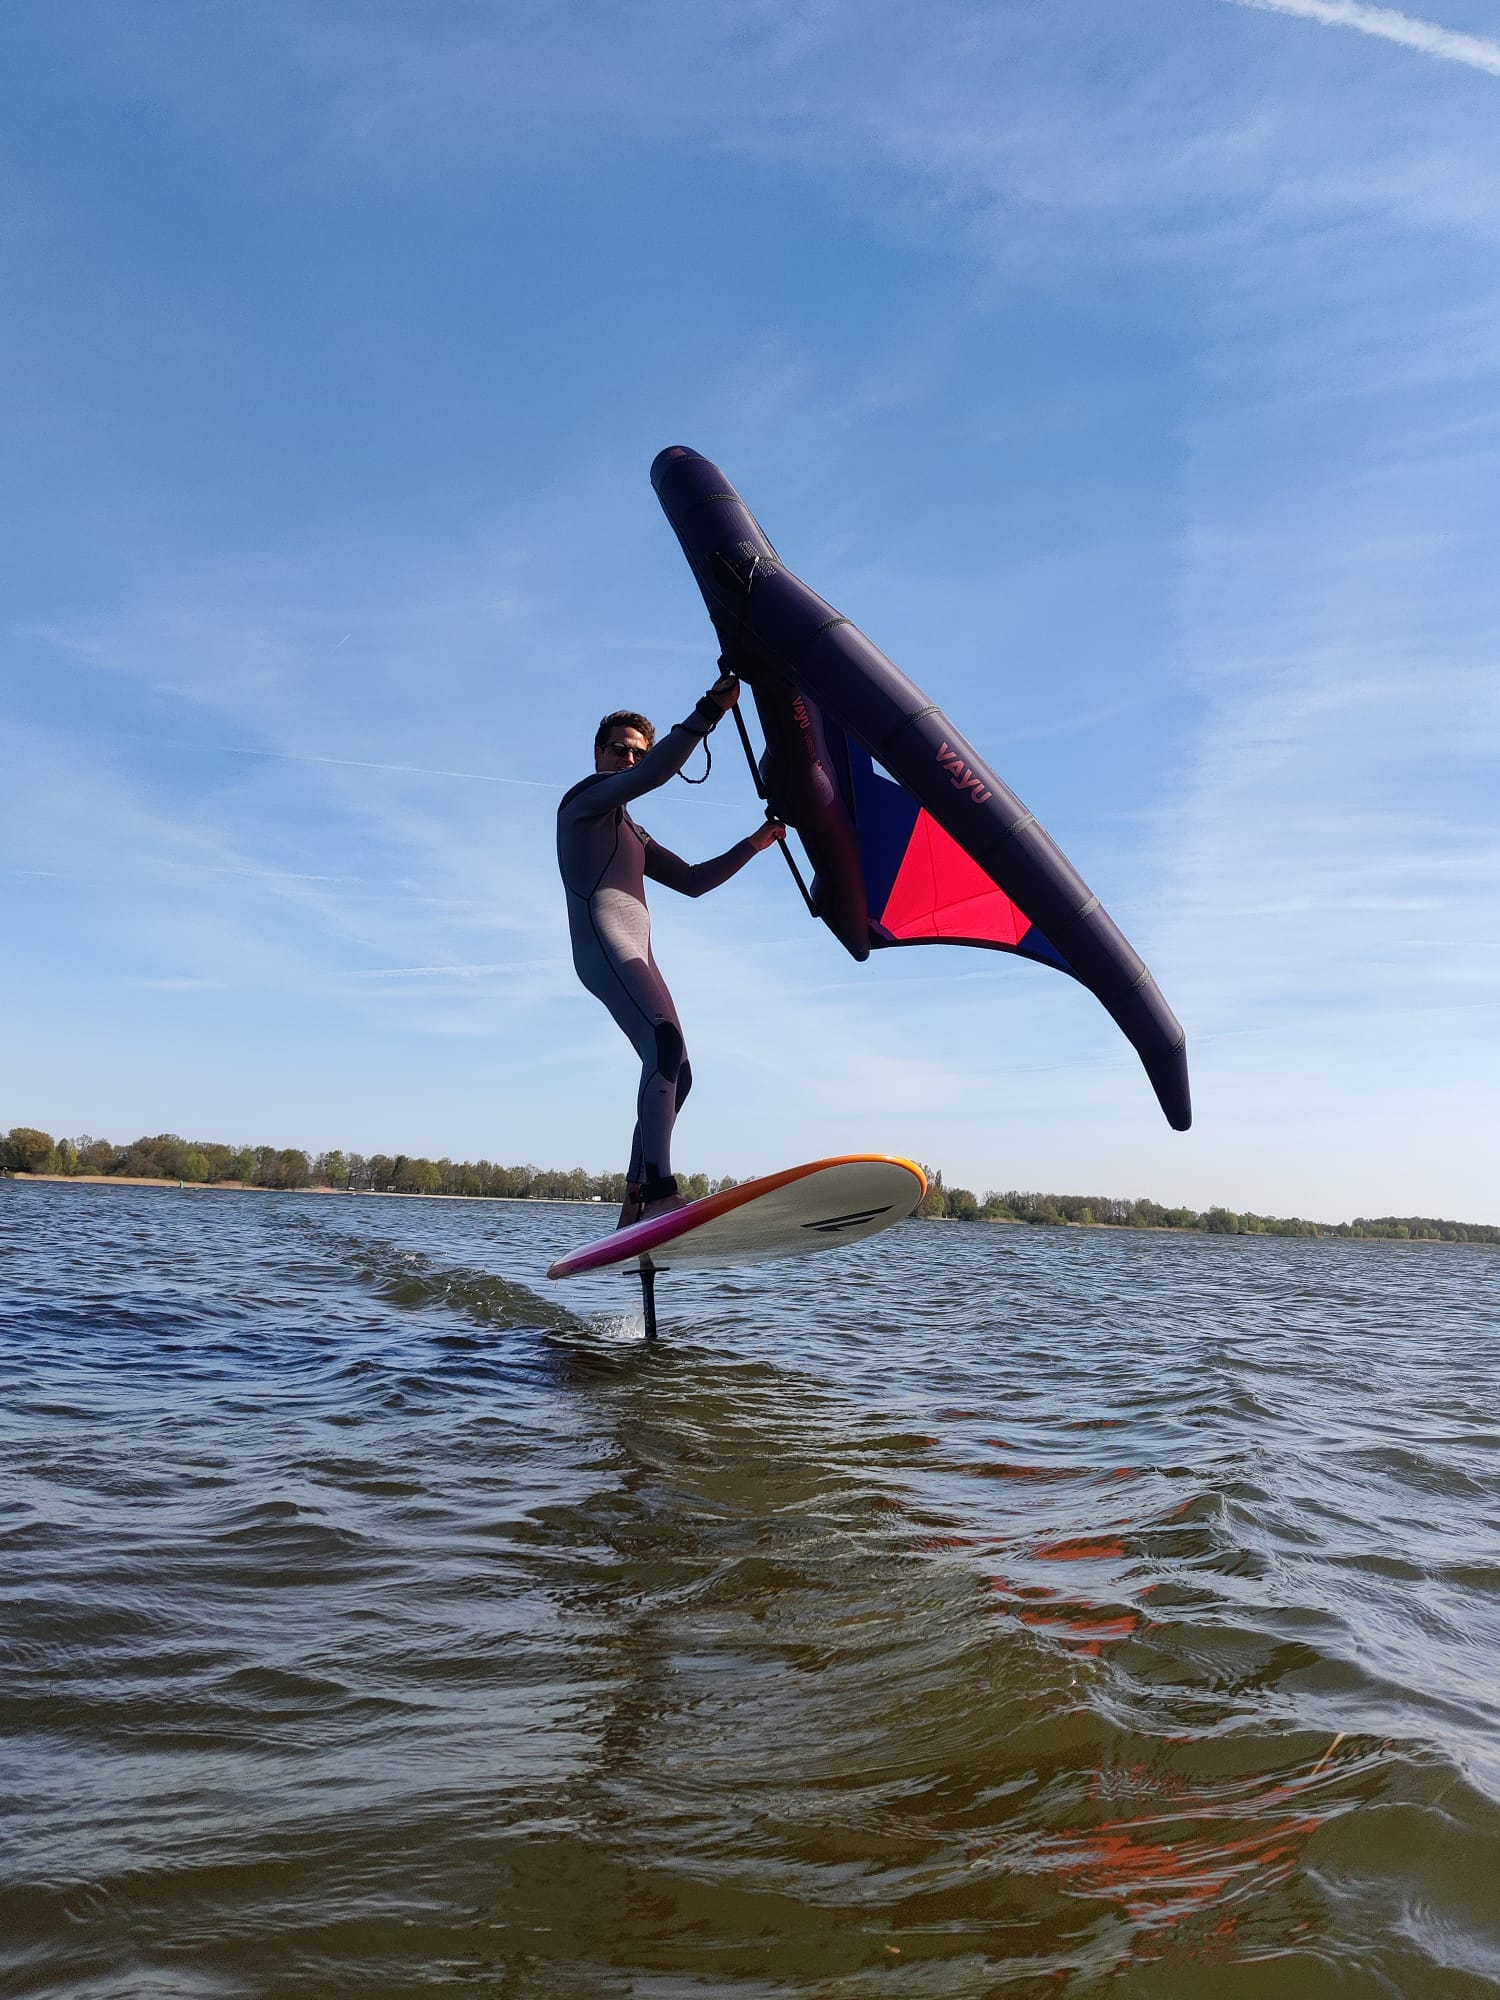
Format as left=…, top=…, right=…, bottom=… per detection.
left=3, top=1179, right=1499, bottom=1997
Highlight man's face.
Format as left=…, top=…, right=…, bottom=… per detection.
left=595, top=726, right=650, bottom=775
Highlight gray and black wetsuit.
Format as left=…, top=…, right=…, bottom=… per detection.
left=558, top=698, right=759, bottom=1193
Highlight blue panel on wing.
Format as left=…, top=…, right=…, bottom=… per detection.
left=1013, top=927, right=1076, bottom=975
left=842, top=732, right=921, bottom=920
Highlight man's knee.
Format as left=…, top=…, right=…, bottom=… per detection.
left=675, top=1058, right=693, bottom=1110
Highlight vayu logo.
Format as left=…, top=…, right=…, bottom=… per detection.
left=936, top=742, right=992, bottom=804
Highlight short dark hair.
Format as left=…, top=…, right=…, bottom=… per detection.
left=595, top=709, right=655, bottom=753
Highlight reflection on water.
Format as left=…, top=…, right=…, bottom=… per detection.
left=2, top=1181, right=1498, bottom=1995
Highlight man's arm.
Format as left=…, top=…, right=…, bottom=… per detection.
left=559, top=675, right=737, bottom=823
left=643, top=822, right=786, bottom=899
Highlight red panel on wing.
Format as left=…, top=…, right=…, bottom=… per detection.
left=879, top=809, right=1034, bottom=945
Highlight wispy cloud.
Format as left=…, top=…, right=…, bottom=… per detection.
left=130, top=975, right=231, bottom=993
left=1, top=715, right=564, bottom=789
left=352, top=960, right=567, bottom=981
left=1224, top=0, right=1500, bottom=78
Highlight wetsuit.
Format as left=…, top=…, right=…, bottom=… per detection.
left=558, top=696, right=759, bottom=1198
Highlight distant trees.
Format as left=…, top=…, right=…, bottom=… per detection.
left=927, top=1183, right=1497, bottom=1244
left=0, top=1126, right=763, bottom=1208
left=117, top=1135, right=211, bottom=1183
left=969, top=1188, right=1324, bottom=1235
left=921, top=1176, right=1297, bottom=1231
left=1, top=1127, right=58, bottom=1173
left=256, top=1147, right=311, bottom=1190
left=1338, top=1215, right=1498, bottom=1244
left=4, top=1124, right=1497, bottom=1244
left=0, top=1128, right=301, bottom=1189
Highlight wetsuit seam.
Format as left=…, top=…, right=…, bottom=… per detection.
left=581, top=895, right=662, bottom=1047
left=584, top=812, right=626, bottom=900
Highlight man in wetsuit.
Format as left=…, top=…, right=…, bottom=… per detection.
left=557, top=671, right=785, bottom=1227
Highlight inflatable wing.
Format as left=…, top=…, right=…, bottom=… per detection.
left=650, top=447, right=1191, bottom=1132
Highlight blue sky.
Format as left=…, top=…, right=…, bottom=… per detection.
left=3, top=0, right=1497, bottom=1220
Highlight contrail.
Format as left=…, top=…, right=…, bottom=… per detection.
left=0, top=720, right=560, bottom=787
left=223, top=745, right=562, bottom=788
left=1225, top=0, right=1500, bottom=76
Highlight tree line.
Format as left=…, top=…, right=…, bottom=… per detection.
left=0, top=1126, right=731, bottom=1205
left=916, top=1168, right=1499, bottom=1243
left=3, top=1125, right=1495, bottom=1244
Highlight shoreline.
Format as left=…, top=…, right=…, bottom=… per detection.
left=3, top=1173, right=593, bottom=1206
left=5, top=1173, right=1492, bottom=1242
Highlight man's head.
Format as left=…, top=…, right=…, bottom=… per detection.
left=594, top=710, right=654, bottom=774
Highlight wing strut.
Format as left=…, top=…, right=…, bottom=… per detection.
left=725, top=664, right=819, bottom=919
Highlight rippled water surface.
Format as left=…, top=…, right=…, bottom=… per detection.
left=3, top=1181, right=1499, bottom=1997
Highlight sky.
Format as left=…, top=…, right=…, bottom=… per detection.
left=2, top=0, right=1497, bottom=1222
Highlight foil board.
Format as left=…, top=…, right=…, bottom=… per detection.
left=547, top=1155, right=926, bottom=1280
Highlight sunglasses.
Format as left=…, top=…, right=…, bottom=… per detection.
left=603, top=741, right=647, bottom=761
